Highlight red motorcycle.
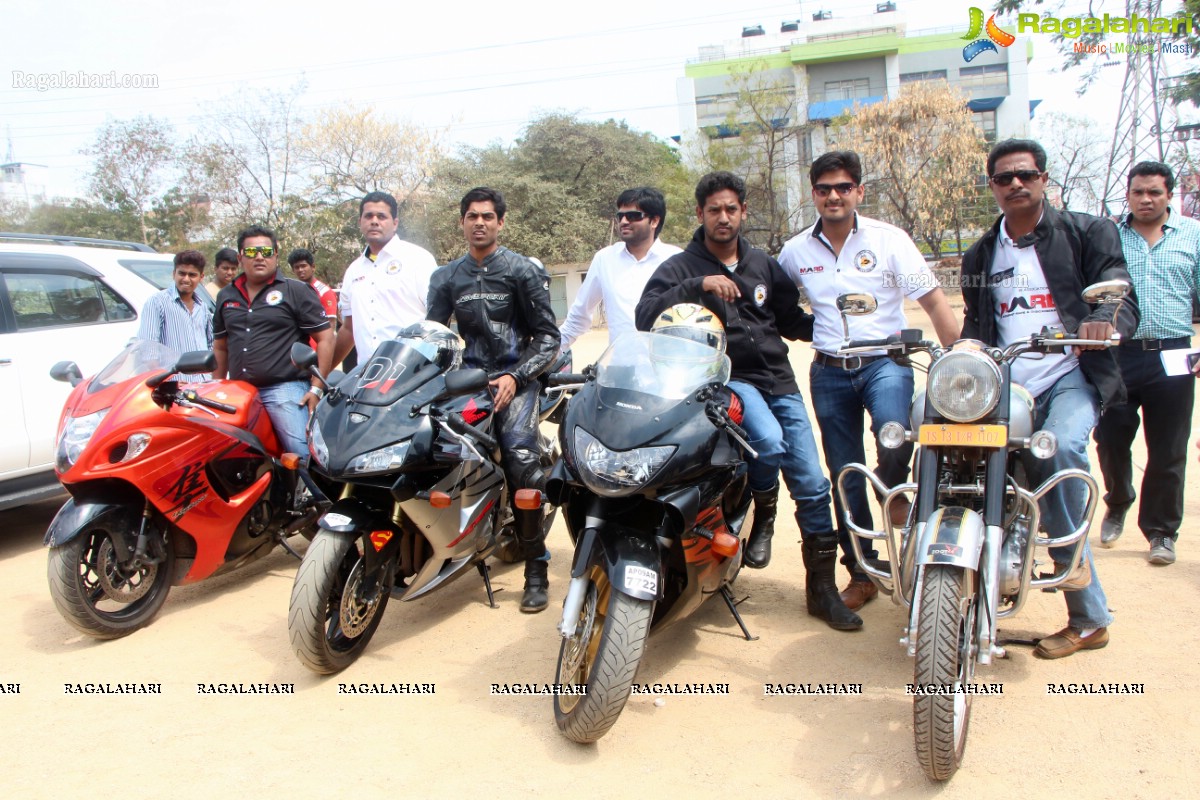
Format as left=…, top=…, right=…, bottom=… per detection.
left=45, top=339, right=331, bottom=639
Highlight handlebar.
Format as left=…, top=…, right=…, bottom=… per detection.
left=443, top=411, right=499, bottom=452
left=179, top=389, right=237, bottom=414
left=547, top=372, right=589, bottom=386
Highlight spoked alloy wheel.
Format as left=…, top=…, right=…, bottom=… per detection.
left=47, top=523, right=174, bottom=639
left=288, top=532, right=391, bottom=674
left=554, top=566, right=654, bottom=743
left=913, top=564, right=979, bottom=781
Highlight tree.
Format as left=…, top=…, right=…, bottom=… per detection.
left=1036, top=111, right=1108, bottom=211
left=699, top=61, right=810, bottom=254
left=82, top=116, right=175, bottom=245
left=833, top=81, right=989, bottom=258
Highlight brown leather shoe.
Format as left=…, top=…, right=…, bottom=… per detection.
left=839, top=579, right=878, bottom=611
left=1034, top=626, right=1109, bottom=659
left=888, top=496, right=912, bottom=528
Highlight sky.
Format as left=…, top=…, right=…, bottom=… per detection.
left=1, top=0, right=1194, bottom=200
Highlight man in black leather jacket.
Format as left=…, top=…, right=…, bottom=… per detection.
left=427, top=187, right=561, bottom=612
left=962, top=138, right=1139, bottom=659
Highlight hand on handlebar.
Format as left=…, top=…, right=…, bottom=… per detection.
left=1075, top=321, right=1117, bottom=351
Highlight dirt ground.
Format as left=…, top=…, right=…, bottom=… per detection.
left=2, top=303, right=1198, bottom=799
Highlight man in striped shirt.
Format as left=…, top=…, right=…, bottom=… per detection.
left=136, top=249, right=213, bottom=382
left=1095, top=161, right=1200, bottom=565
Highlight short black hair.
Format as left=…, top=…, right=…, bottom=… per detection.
left=174, top=250, right=206, bottom=271
left=287, top=247, right=315, bottom=267
left=694, top=171, right=746, bottom=208
left=236, top=225, right=278, bottom=252
left=360, top=191, right=398, bottom=219
left=616, top=186, right=667, bottom=237
left=810, top=151, right=863, bottom=185
left=987, top=139, right=1047, bottom=176
left=214, top=247, right=238, bottom=267
left=460, top=187, right=506, bottom=220
left=1127, top=160, right=1175, bottom=193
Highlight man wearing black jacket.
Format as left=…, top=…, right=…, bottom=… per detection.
left=962, top=139, right=1139, bottom=659
left=635, top=171, right=861, bottom=631
left=427, top=187, right=561, bottom=613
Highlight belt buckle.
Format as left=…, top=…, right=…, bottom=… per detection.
left=842, top=355, right=862, bottom=371
left=1144, top=340, right=1163, bottom=351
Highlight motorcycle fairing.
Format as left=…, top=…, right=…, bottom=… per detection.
left=915, top=506, right=985, bottom=571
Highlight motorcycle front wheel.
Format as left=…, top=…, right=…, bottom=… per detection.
left=47, top=522, right=175, bottom=639
left=554, top=566, right=653, bottom=743
left=288, top=532, right=391, bottom=674
left=912, top=564, right=978, bottom=781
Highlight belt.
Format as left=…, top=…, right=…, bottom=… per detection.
left=813, top=352, right=889, bottom=370
left=1120, top=336, right=1190, bottom=351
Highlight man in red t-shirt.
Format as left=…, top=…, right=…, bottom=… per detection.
left=289, top=248, right=339, bottom=350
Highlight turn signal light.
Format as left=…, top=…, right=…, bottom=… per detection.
left=514, top=489, right=543, bottom=510
left=428, top=491, right=452, bottom=508
left=711, top=530, right=740, bottom=558
left=280, top=453, right=302, bottom=469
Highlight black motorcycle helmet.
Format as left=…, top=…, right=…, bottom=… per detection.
left=394, top=321, right=464, bottom=371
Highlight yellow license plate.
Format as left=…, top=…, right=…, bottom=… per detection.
left=918, top=424, right=1007, bottom=448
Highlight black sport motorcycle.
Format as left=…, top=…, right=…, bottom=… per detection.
left=287, top=324, right=511, bottom=674
left=543, top=330, right=757, bottom=743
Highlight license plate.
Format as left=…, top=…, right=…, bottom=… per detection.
left=918, top=424, right=1007, bottom=448
left=623, top=565, right=658, bottom=594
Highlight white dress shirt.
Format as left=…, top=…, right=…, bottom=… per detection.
left=340, top=234, right=439, bottom=358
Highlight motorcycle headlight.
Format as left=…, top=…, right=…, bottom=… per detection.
left=56, top=408, right=109, bottom=472
left=573, top=427, right=675, bottom=496
left=346, top=441, right=411, bottom=476
left=926, top=350, right=1002, bottom=422
left=309, top=418, right=329, bottom=470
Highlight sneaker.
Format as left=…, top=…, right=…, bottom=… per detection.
left=1099, top=509, right=1125, bottom=548
left=1148, top=537, right=1176, bottom=565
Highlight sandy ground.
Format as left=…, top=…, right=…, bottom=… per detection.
left=3, top=304, right=1199, bottom=799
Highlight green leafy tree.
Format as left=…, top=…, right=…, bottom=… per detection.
left=82, top=116, right=175, bottom=245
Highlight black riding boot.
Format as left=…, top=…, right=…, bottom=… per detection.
left=802, top=536, right=863, bottom=631
left=743, top=483, right=778, bottom=569
left=515, top=507, right=549, bottom=612
left=521, top=559, right=549, bottom=613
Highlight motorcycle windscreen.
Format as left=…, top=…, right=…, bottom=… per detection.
left=344, top=338, right=443, bottom=407
left=86, top=339, right=181, bottom=394
left=594, top=331, right=731, bottom=414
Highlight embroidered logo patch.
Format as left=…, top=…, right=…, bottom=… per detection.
left=265, top=290, right=283, bottom=306
left=855, top=250, right=878, bottom=272
left=386, top=261, right=401, bottom=275
left=753, top=284, right=767, bottom=306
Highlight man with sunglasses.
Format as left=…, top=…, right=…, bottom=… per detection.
left=961, top=139, right=1139, bottom=659
left=558, top=187, right=681, bottom=351
left=213, top=225, right=334, bottom=459
left=1094, top=161, right=1200, bottom=565
left=778, top=151, right=960, bottom=614
left=636, top=171, right=862, bottom=631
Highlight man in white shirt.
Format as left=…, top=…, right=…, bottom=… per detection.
left=779, top=151, right=960, bottom=613
left=333, top=191, right=439, bottom=366
left=558, top=187, right=682, bottom=350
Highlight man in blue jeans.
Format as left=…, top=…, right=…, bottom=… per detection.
left=636, top=171, right=861, bottom=630
left=779, top=151, right=960, bottom=612
left=213, top=225, right=334, bottom=458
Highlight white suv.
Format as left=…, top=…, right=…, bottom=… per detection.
left=0, top=235, right=169, bottom=510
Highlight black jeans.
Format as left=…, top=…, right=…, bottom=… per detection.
left=1095, top=343, right=1195, bottom=542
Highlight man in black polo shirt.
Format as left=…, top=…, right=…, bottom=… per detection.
left=213, top=225, right=333, bottom=457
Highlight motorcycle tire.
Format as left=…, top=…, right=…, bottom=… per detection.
left=912, top=564, right=978, bottom=781
left=554, top=567, right=653, bottom=743
left=288, top=532, right=391, bottom=675
left=47, top=523, right=175, bottom=640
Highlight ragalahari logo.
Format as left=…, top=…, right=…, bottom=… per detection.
left=962, top=7, right=1016, bottom=61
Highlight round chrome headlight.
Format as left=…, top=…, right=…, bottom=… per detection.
left=926, top=350, right=1002, bottom=422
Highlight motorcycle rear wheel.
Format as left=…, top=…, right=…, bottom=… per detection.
left=47, top=523, right=174, bottom=639
left=912, top=564, right=978, bottom=781
left=288, top=532, right=391, bottom=674
left=554, top=566, right=653, bottom=743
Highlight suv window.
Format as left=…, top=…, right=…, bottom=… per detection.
left=119, top=258, right=175, bottom=290
left=6, top=271, right=136, bottom=330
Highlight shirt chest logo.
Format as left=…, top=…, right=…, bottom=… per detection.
left=855, top=250, right=878, bottom=272
left=794, top=265, right=825, bottom=275
left=265, top=290, right=283, bottom=306
left=386, top=260, right=402, bottom=275
left=753, top=284, right=767, bottom=306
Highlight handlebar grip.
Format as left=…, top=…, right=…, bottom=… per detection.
left=445, top=411, right=498, bottom=451
left=183, top=391, right=237, bottom=414
left=548, top=373, right=588, bottom=386
left=845, top=338, right=891, bottom=349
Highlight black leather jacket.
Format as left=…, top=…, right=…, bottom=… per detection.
left=427, top=246, right=560, bottom=388
left=961, top=202, right=1140, bottom=409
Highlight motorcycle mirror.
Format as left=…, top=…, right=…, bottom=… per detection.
left=175, top=350, right=217, bottom=374
left=443, top=368, right=489, bottom=398
left=836, top=293, right=878, bottom=316
left=1081, top=279, right=1131, bottom=305
left=50, top=360, right=83, bottom=387
left=290, top=342, right=318, bottom=370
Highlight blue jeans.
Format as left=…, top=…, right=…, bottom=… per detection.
left=258, top=379, right=311, bottom=460
left=1023, top=367, right=1113, bottom=629
left=810, top=358, right=915, bottom=581
left=728, top=381, right=834, bottom=539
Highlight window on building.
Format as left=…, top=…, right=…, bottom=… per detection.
left=958, top=63, right=1008, bottom=94
left=971, top=110, right=998, bottom=142
left=823, top=78, right=871, bottom=101
left=899, top=69, right=948, bottom=84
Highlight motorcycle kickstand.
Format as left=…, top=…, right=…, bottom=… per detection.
left=719, top=586, right=758, bottom=641
left=477, top=562, right=499, bottom=609
left=276, top=534, right=303, bottom=560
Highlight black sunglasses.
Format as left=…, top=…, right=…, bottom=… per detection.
left=615, top=210, right=646, bottom=222
left=812, top=182, right=857, bottom=198
left=990, top=169, right=1043, bottom=186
